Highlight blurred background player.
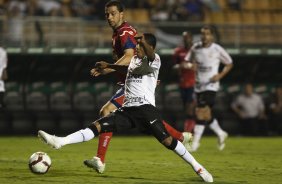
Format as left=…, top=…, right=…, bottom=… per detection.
left=185, top=25, right=233, bottom=152
left=231, top=83, right=268, bottom=136
left=172, top=31, right=195, bottom=132
left=0, top=46, right=8, bottom=109
left=84, top=0, right=192, bottom=174
left=38, top=33, right=213, bottom=182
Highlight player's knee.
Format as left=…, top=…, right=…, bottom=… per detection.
left=88, top=121, right=100, bottom=136
left=162, top=137, right=177, bottom=150
left=195, top=106, right=210, bottom=121
left=195, top=107, right=205, bottom=120
left=201, top=106, right=212, bottom=120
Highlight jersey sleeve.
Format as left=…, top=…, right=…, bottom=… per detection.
left=119, top=28, right=137, bottom=51
left=0, top=48, right=7, bottom=69
left=150, top=54, right=161, bottom=70
left=218, top=45, right=232, bottom=64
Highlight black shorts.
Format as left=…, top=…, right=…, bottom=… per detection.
left=196, top=91, right=217, bottom=108
left=99, top=104, right=170, bottom=142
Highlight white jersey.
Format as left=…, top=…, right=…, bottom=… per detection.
left=123, top=54, right=161, bottom=107
left=185, top=42, right=232, bottom=92
left=0, top=47, right=8, bottom=92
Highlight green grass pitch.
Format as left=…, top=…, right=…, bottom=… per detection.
left=0, top=136, right=282, bottom=184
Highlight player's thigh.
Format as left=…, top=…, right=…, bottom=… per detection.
left=138, top=105, right=170, bottom=142
left=100, top=101, right=118, bottom=117
left=196, top=91, right=216, bottom=108
left=98, top=108, right=133, bottom=133
left=195, top=105, right=211, bottom=120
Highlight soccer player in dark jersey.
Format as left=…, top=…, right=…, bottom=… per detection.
left=84, top=0, right=192, bottom=174
left=173, top=31, right=196, bottom=133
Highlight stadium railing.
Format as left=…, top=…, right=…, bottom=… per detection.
left=0, top=16, right=281, bottom=50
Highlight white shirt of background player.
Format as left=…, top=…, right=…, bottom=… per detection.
left=184, top=41, right=232, bottom=93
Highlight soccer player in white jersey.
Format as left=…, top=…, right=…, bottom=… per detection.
left=184, top=25, right=233, bottom=152
left=38, top=33, right=213, bottom=182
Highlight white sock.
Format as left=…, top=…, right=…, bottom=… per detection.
left=209, top=118, right=226, bottom=137
left=174, top=141, right=202, bottom=171
left=62, top=128, right=95, bottom=145
left=192, top=125, right=205, bottom=150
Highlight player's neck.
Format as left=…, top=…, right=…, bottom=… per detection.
left=114, top=21, right=125, bottom=30
left=203, top=42, right=212, bottom=48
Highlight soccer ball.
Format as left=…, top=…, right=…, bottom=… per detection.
left=28, top=152, right=51, bottom=174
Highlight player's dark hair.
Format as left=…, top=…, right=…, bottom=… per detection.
left=202, top=24, right=216, bottom=36
left=143, top=33, right=157, bottom=49
left=183, top=31, right=192, bottom=37
left=105, top=0, right=124, bottom=12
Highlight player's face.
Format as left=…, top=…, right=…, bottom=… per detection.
left=136, top=43, right=145, bottom=58
left=183, top=33, right=192, bottom=48
left=201, top=28, right=213, bottom=46
left=105, top=6, right=124, bottom=29
left=244, top=84, right=253, bottom=96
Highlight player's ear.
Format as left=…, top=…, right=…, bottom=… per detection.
left=120, top=11, right=124, bottom=19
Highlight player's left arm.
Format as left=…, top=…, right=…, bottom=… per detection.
left=94, top=61, right=128, bottom=75
left=137, top=34, right=155, bottom=61
left=1, top=68, right=8, bottom=80
left=0, top=49, right=8, bottom=80
left=210, top=46, right=233, bottom=82
left=130, top=34, right=156, bottom=75
left=210, top=63, right=233, bottom=82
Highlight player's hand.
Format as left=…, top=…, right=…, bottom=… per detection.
left=157, top=80, right=161, bottom=86
left=90, top=68, right=102, bottom=77
left=210, top=74, right=221, bottom=82
left=135, top=34, right=145, bottom=44
left=95, top=61, right=109, bottom=69
left=180, top=62, right=193, bottom=69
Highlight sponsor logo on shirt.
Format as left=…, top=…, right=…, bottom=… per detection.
left=120, top=30, right=134, bottom=36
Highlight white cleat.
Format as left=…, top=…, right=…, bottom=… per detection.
left=38, top=130, right=62, bottom=149
left=84, top=156, right=106, bottom=174
left=196, top=167, right=213, bottom=182
left=218, top=132, right=228, bottom=151
left=181, top=132, right=193, bottom=151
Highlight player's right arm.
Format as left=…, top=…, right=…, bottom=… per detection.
left=183, top=47, right=197, bottom=71
left=114, top=48, right=135, bottom=65
left=90, top=48, right=134, bottom=77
